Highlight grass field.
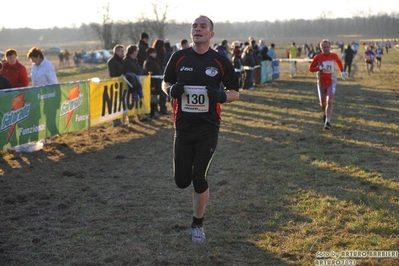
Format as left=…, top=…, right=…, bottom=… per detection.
left=1, top=45, right=398, bottom=266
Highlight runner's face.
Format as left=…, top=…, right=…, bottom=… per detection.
left=190, top=17, right=214, bottom=44
left=322, top=42, right=330, bottom=54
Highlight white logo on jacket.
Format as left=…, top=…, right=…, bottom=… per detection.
left=205, top=67, right=218, bottom=77
left=180, top=66, right=193, bottom=72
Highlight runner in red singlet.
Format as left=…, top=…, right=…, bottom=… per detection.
left=309, top=39, right=347, bottom=130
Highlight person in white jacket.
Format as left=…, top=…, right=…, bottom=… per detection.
left=27, top=46, right=58, bottom=86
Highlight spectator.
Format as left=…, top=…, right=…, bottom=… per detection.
left=0, top=62, right=12, bottom=89
left=251, top=39, right=261, bottom=85
left=152, top=39, right=166, bottom=70
left=289, top=41, right=298, bottom=77
left=27, top=46, right=58, bottom=86
left=231, top=47, right=243, bottom=88
left=180, top=39, right=190, bottom=49
left=307, top=44, right=316, bottom=59
left=107, top=44, right=125, bottom=127
left=64, top=50, right=70, bottom=67
left=123, top=44, right=145, bottom=124
left=143, top=47, right=163, bottom=119
left=137, top=32, right=150, bottom=69
left=258, top=39, right=266, bottom=53
left=242, top=45, right=255, bottom=91
left=261, top=46, right=272, bottom=61
left=215, top=39, right=230, bottom=59
left=267, top=43, right=279, bottom=80
left=342, top=44, right=355, bottom=77
left=152, top=39, right=168, bottom=115
left=123, top=45, right=142, bottom=75
left=164, top=41, right=173, bottom=68
left=73, top=51, right=80, bottom=67
left=58, top=51, right=64, bottom=67
left=297, top=44, right=302, bottom=57
left=2, top=48, right=29, bottom=88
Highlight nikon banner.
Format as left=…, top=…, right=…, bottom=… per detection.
left=89, top=76, right=151, bottom=126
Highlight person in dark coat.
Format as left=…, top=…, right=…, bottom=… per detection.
left=143, top=48, right=163, bottom=118
left=107, top=44, right=125, bottom=127
left=0, top=62, right=12, bottom=89
left=343, top=44, right=355, bottom=77
left=137, top=32, right=150, bottom=69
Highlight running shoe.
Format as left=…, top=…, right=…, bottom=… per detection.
left=191, top=226, right=206, bottom=243
left=324, top=122, right=331, bottom=130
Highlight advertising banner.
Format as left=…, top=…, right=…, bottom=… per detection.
left=89, top=76, right=151, bottom=126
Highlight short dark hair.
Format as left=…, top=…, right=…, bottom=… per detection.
left=27, top=47, right=44, bottom=59
left=141, top=32, right=149, bottom=39
left=113, top=44, right=124, bottom=53
left=5, top=48, right=17, bottom=58
left=181, top=39, right=188, bottom=46
left=126, top=45, right=138, bottom=55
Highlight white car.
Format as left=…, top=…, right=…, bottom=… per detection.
left=96, top=49, right=112, bottom=61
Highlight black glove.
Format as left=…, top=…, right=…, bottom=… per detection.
left=206, top=86, right=227, bottom=103
left=167, top=82, right=185, bottom=98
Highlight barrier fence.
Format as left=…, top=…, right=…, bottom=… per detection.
left=0, top=76, right=151, bottom=150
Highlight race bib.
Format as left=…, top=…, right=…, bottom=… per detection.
left=181, top=85, right=209, bottom=113
left=322, top=61, right=335, bottom=74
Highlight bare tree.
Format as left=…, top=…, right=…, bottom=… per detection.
left=147, top=1, right=170, bottom=40
left=90, top=2, right=125, bottom=49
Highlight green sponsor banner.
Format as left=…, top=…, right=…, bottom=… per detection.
left=0, top=85, right=60, bottom=149
left=0, top=82, right=90, bottom=150
left=58, top=82, right=90, bottom=134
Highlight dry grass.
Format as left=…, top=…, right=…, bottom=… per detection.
left=1, top=46, right=399, bottom=266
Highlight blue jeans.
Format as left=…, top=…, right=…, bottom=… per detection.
left=244, top=69, right=254, bottom=89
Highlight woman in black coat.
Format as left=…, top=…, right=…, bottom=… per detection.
left=143, top=48, right=163, bottom=118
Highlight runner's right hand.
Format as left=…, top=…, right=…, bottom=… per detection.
left=169, top=82, right=185, bottom=98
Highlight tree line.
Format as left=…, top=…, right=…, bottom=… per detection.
left=1, top=13, right=398, bottom=49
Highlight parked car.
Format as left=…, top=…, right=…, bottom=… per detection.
left=97, top=49, right=112, bottom=61
left=82, top=51, right=105, bottom=64
left=43, top=46, right=61, bottom=55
